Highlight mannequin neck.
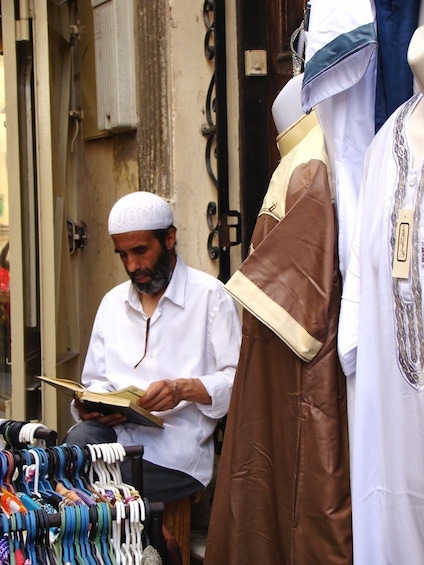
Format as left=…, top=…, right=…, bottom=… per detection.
left=408, top=25, right=424, bottom=93
left=406, top=94, right=424, bottom=169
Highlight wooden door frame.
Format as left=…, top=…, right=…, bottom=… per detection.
left=236, top=0, right=305, bottom=257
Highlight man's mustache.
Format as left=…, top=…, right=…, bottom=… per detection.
left=130, top=268, right=153, bottom=278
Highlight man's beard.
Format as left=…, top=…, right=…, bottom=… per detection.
left=129, top=247, right=174, bottom=295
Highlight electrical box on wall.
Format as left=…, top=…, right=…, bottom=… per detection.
left=91, top=0, right=138, bottom=132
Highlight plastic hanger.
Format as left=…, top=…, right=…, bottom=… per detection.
left=0, top=451, right=8, bottom=487
left=2, top=449, right=17, bottom=493
left=35, top=509, right=53, bottom=565
left=100, top=502, right=117, bottom=565
left=31, top=447, right=64, bottom=510
left=74, top=504, right=87, bottom=565
left=0, top=513, right=10, bottom=565
left=62, top=504, right=77, bottom=565
left=0, top=488, right=27, bottom=517
left=9, top=512, right=27, bottom=565
left=112, top=500, right=125, bottom=565
left=88, top=505, right=106, bottom=565
left=69, top=444, right=91, bottom=491
left=129, top=499, right=143, bottom=565
left=24, top=511, right=37, bottom=564
left=96, top=444, right=139, bottom=502
left=78, top=504, right=99, bottom=565
left=18, top=422, right=48, bottom=448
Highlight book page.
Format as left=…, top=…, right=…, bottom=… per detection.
left=91, top=385, right=146, bottom=402
left=38, top=376, right=84, bottom=396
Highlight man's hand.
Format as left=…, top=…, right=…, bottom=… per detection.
left=137, top=378, right=211, bottom=412
left=74, top=398, right=127, bottom=427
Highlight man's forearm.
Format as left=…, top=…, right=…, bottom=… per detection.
left=175, top=377, right=212, bottom=405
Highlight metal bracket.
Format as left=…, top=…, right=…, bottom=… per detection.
left=207, top=201, right=241, bottom=260
left=67, top=219, right=88, bottom=254
left=69, top=22, right=81, bottom=46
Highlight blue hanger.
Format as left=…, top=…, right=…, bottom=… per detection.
left=24, top=511, right=37, bottom=565
left=62, top=504, right=77, bottom=565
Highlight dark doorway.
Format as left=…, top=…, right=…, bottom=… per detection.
left=237, top=0, right=305, bottom=257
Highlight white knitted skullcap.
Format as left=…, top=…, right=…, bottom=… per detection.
left=108, top=191, right=173, bottom=235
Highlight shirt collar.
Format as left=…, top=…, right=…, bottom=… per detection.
left=126, top=255, right=187, bottom=311
left=161, top=255, right=186, bottom=308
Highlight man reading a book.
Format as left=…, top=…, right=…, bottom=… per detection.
left=64, top=191, right=242, bottom=504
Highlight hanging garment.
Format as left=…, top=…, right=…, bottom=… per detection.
left=302, top=0, right=378, bottom=281
left=338, top=93, right=424, bottom=564
left=204, top=113, right=352, bottom=565
left=374, top=0, right=421, bottom=131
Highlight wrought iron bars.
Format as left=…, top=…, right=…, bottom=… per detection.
left=201, top=0, right=241, bottom=282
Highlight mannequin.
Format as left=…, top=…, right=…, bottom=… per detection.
left=406, top=25, right=424, bottom=167
left=271, top=73, right=304, bottom=134
left=337, top=23, right=424, bottom=565
left=204, top=59, right=352, bottom=564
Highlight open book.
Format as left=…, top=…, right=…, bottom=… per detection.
left=38, top=376, right=164, bottom=428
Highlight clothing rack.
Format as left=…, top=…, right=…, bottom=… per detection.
left=0, top=439, right=166, bottom=563
left=0, top=498, right=163, bottom=535
left=124, top=444, right=144, bottom=495
left=0, top=419, right=58, bottom=448
left=33, top=427, right=57, bottom=446
left=0, top=501, right=163, bottom=565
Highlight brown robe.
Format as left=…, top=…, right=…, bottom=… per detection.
left=204, top=115, right=352, bottom=565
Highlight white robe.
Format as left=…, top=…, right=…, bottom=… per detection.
left=302, top=0, right=377, bottom=280
left=338, top=93, right=424, bottom=564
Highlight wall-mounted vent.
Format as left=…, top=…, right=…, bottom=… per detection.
left=91, top=0, right=138, bottom=132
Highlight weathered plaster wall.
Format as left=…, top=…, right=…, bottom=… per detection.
left=77, top=133, right=139, bottom=354
left=135, top=0, right=241, bottom=275
left=77, top=1, right=241, bottom=365
left=167, top=0, right=241, bottom=275
left=166, top=1, right=220, bottom=274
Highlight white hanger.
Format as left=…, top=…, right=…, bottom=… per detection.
left=129, top=499, right=143, bottom=565
left=112, top=499, right=126, bottom=565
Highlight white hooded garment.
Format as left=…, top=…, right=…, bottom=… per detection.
left=302, top=0, right=378, bottom=280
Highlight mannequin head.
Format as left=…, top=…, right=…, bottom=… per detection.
left=271, top=73, right=304, bottom=134
left=408, top=25, right=424, bottom=93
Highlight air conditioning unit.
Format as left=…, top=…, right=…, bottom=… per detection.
left=91, top=0, right=138, bottom=132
